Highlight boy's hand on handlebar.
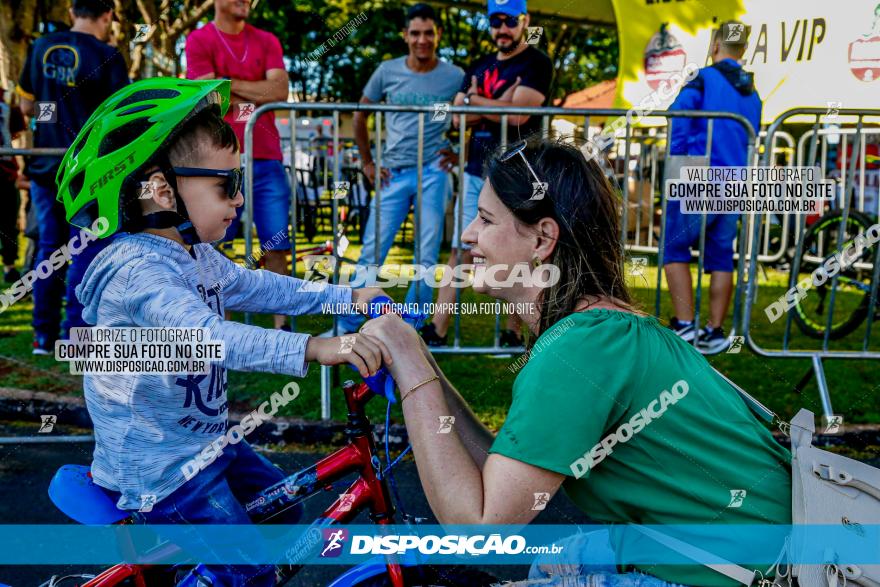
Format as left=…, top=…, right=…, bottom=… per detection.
left=362, top=315, right=434, bottom=387
left=305, top=333, right=392, bottom=378
left=351, top=288, right=388, bottom=315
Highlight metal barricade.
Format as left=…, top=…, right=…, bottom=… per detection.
left=749, top=130, right=796, bottom=264
left=0, top=147, right=67, bottom=157
left=605, top=128, right=792, bottom=263
left=796, top=126, right=880, bottom=219
left=742, top=107, right=880, bottom=421
left=240, top=103, right=757, bottom=418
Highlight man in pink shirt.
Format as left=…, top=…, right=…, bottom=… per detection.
left=185, top=0, right=291, bottom=329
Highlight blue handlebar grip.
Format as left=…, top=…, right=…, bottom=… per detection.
left=348, top=364, right=396, bottom=403
left=365, top=295, right=394, bottom=319
left=349, top=294, right=430, bottom=404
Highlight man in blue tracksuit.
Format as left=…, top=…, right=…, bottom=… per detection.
left=664, top=20, right=762, bottom=353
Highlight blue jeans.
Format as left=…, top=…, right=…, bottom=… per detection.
left=103, top=441, right=301, bottom=587
left=30, top=179, right=112, bottom=340
left=224, top=159, right=292, bottom=251
left=336, top=158, right=452, bottom=332
left=523, top=531, right=683, bottom=586
left=450, top=172, right=483, bottom=251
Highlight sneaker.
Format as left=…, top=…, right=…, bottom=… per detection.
left=419, top=323, right=447, bottom=347
left=669, top=317, right=697, bottom=342
left=499, top=329, right=523, bottom=348
left=3, top=268, right=20, bottom=283
left=696, top=326, right=730, bottom=354
left=33, top=333, right=56, bottom=356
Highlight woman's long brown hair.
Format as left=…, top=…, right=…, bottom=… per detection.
left=485, top=136, right=637, bottom=339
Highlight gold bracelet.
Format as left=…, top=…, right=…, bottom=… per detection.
left=401, top=375, right=439, bottom=403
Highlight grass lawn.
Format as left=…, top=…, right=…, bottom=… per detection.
left=1, top=228, right=879, bottom=431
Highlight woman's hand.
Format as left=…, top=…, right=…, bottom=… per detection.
left=360, top=314, right=434, bottom=388
left=305, top=333, right=392, bottom=378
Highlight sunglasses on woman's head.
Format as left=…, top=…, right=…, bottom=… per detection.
left=489, top=13, right=524, bottom=29
left=171, top=167, right=243, bottom=200
left=499, top=140, right=546, bottom=197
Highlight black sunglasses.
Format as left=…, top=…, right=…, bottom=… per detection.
left=171, top=167, right=243, bottom=200
left=499, top=140, right=545, bottom=186
left=489, top=13, right=524, bottom=29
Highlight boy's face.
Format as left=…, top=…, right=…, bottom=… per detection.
left=177, top=146, right=244, bottom=243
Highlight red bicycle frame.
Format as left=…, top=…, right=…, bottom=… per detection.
left=76, top=378, right=406, bottom=587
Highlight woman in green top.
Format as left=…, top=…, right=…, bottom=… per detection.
left=361, top=139, right=792, bottom=586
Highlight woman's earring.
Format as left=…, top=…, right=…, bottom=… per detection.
left=531, top=256, right=541, bottom=269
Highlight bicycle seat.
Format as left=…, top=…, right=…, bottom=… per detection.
left=48, top=464, right=129, bottom=525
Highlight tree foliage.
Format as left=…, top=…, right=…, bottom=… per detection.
left=113, top=0, right=215, bottom=79
left=0, top=0, right=213, bottom=89
left=0, top=0, right=618, bottom=103
left=248, top=0, right=618, bottom=103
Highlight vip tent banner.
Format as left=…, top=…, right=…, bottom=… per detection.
left=610, top=0, right=880, bottom=123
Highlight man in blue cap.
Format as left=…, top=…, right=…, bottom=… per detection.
left=420, top=0, right=552, bottom=348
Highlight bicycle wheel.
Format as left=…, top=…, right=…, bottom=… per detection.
left=351, top=565, right=498, bottom=587
left=791, top=209, right=877, bottom=340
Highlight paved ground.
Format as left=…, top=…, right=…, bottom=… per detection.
left=3, top=422, right=877, bottom=587
left=0, top=437, right=585, bottom=586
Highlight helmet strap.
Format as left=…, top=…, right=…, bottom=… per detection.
left=143, top=156, right=202, bottom=245
left=141, top=210, right=198, bottom=242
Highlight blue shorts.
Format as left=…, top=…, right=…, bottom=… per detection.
left=224, top=159, right=292, bottom=251
left=451, top=172, right=483, bottom=250
left=663, top=200, right=739, bottom=272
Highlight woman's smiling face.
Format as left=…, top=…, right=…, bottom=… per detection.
left=461, top=179, right=540, bottom=301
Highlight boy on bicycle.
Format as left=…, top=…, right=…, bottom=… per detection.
left=56, top=78, right=391, bottom=585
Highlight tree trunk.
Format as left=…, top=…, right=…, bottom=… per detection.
left=0, top=0, right=38, bottom=92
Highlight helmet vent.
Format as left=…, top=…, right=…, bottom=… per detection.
left=119, top=104, right=156, bottom=116
left=69, top=171, right=85, bottom=201
left=98, top=119, right=156, bottom=157
left=71, top=199, right=100, bottom=229
left=70, top=127, right=92, bottom=160
left=115, top=89, right=180, bottom=110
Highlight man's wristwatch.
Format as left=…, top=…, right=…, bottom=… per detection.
left=463, top=93, right=476, bottom=106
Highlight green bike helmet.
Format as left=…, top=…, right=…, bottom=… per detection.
left=56, top=77, right=231, bottom=241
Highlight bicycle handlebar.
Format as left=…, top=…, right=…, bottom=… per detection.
left=350, top=295, right=426, bottom=402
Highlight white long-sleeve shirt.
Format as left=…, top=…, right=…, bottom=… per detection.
left=76, top=232, right=351, bottom=509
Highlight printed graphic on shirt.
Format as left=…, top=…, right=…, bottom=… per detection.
left=480, top=68, right=508, bottom=97
left=42, top=45, right=80, bottom=87
left=175, top=283, right=227, bottom=428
